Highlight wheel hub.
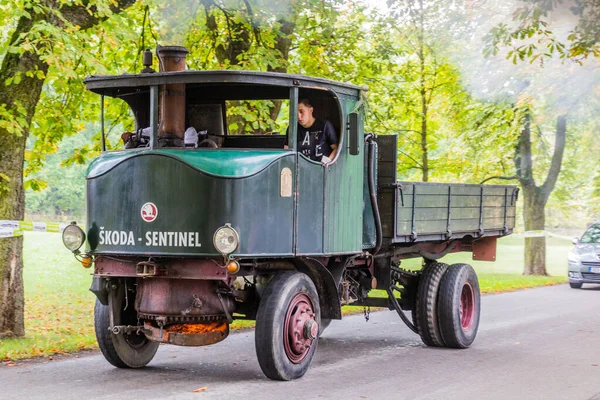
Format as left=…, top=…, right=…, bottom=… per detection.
left=283, top=293, right=318, bottom=364
left=460, top=282, right=475, bottom=331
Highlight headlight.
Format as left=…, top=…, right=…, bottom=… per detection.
left=568, top=251, right=580, bottom=264
left=213, top=223, right=239, bottom=255
left=62, top=223, right=86, bottom=252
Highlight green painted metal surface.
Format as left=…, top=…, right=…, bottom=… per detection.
left=86, top=152, right=295, bottom=257
left=87, top=149, right=291, bottom=179
left=362, top=140, right=377, bottom=249
left=295, top=157, right=324, bottom=254
left=322, top=96, right=364, bottom=254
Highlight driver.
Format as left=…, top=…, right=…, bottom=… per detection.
left=291, top=98, right=338, bottom=165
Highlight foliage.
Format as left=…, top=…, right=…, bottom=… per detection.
left=178, top=0, right=343, bottom=134
left=22, top=2, right=154, bottom=177
left=484, top=0, right=600, bottom=63
left=25, top=133, right=89, bottom=219
left=0, top=1, right=158, bottom=217
left=7, top=0, right=595, bottom=227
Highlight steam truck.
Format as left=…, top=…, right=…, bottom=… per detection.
left=62, top=46, right=518, bottom=380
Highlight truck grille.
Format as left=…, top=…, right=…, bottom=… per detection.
left=582, top=273, right=600, bottom=281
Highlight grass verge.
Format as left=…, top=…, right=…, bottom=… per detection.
left=0, top=233, right=569, bottom=362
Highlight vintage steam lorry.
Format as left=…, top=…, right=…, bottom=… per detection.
left=62, top=46, right=518, bottom=380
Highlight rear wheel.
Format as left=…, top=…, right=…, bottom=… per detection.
left=569, top=282, right=582, bottom=289
left=94, top=283, right=159, bottom=368
left=437, top=263, right=481, bottom=349
left=255, top=271, right=320, bottom=381
left=415, top=262, right=449, bottom=347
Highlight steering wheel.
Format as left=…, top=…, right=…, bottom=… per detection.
left=198, top=138, right=218, bottom=148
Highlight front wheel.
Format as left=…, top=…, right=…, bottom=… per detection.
left=94, top=283, right=159, bottom=368
left=255, top=271, right=321, bottom=381
left=437, top=263, right=481, bottom=349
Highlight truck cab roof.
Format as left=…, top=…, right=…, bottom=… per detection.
left=84, top=70, right=366, bottom=98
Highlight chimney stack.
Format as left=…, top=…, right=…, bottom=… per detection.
left=156, top=45, right=188, bottom=147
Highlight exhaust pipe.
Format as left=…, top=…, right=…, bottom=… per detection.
left=156, top=45, right=188, bottom=147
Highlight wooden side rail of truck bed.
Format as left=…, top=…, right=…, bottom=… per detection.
left=373, top=135, right=518, bottom=245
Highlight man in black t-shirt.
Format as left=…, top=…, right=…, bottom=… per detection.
left=289, top=98, right=338, bottom=165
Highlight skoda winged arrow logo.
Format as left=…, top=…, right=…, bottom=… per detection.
left=141, top=202, right=158, bottom=223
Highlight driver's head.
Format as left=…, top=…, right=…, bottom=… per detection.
left=298, top=98, right=315, bottom=128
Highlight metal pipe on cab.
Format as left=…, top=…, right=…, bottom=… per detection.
left=156, top=45, right=188, bottom=148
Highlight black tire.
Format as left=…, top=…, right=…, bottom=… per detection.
left=255, top=271, right=321, bottom=381
left=319, top=319, right=331, bottom=336
left=569, top=282, right=583, bottom=289
left=437, top=263, right=481, bottom=349
left=411, top=307, right=419, bottom=334
left=94, top=285, right=159, bottom=368
left=415, top=262, right=448, bottom=347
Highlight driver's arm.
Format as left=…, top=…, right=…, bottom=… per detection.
left=328, top=144, right=339, bottom=160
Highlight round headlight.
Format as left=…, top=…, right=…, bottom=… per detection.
left=213, top=224, right=239, bottom=255
left=62, top=224, right=86, bottom=252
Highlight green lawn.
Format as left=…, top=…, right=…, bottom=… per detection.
left=0, top=232, right=569, bottom=361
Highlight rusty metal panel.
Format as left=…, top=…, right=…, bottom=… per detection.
left=135, top=278, right=234, bottom=317
left=144, top=321, right=228, bottom=346
left=94, top=257, right=228, bottom=280
left=472, top=236, right=497, bottom=261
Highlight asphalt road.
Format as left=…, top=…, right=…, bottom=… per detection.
left=2, top=284, right=600, bottom=400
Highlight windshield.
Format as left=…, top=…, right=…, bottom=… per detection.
left=101, top=83, right=341, bottom=153
left=580, top=224, right=600, bottom=243
left=106, top=85, right=293, bottom=151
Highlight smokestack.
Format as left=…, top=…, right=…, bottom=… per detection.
left=156, top=45, right=188, bottom=147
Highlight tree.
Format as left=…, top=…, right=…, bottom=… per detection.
left=479, top=103, right=572, bottom=276
left=0, top=0, right=137, bottom=338
left=513, top=107, right=566, bottom=275
left=180, top=0, right=332, bottom=134
left=473, top=0, right=600, bottom=275
left=484, top=0, right=600, bottom=63
left=376, top=0, right=474, bottom=182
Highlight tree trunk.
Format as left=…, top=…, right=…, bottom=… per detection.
left=522, top=185, right=548, bottom=275
left=417, top=0, right=428, bottom=182
left=267, top=17, right=296, bottom=123
left=515, top=112, right=567, bottom=276
left=0, top=13, right=50, bottom=338
left=420, top=93, right=428, bottom=182
left=0, top=0, right=135, bottom=337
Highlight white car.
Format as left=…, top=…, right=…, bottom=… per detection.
left=568, top=223, right=600, bottom=289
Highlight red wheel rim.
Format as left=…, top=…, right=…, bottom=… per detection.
left=283, top=292, right=318, bottom=364
left=460, top=282, right=475, bottom=331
